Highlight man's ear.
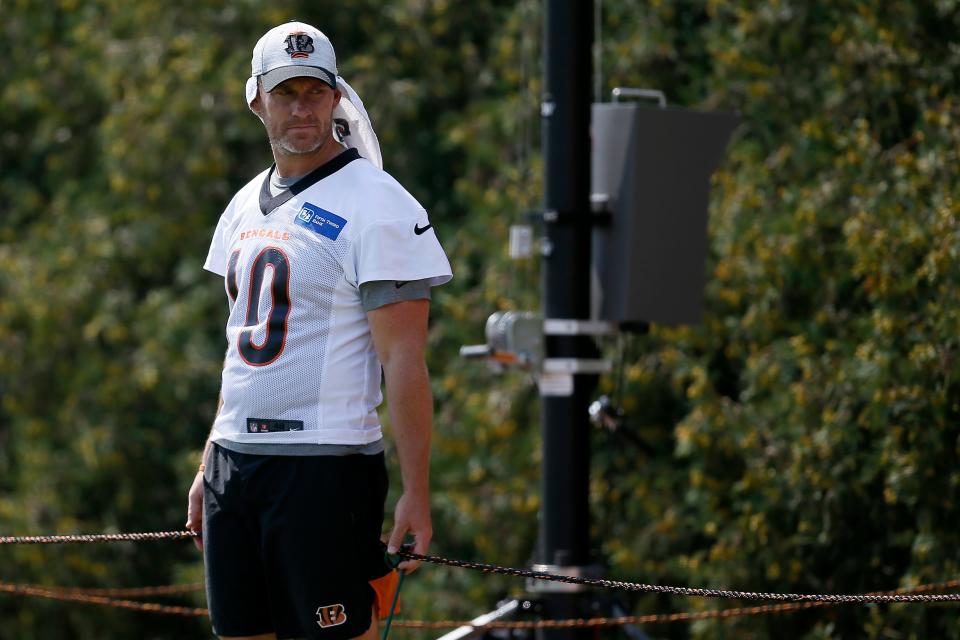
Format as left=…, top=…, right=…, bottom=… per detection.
left=250, top=93, right=264, bottom=117
left=249, top=92, right=266, bottom=124
left=333, top=88, right=342, bottom=108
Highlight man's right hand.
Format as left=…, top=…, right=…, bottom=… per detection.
left=185, top=471, right=204, bottom=552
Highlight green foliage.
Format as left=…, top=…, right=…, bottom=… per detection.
left=591, top=1, right=960, bottom=638
left=2, top=0, right=959, bottom=638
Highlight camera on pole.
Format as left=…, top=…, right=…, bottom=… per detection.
left=461, top=89, right=739, bottom=370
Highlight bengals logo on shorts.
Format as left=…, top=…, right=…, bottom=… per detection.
left=316, top=603, right=347, bottom=628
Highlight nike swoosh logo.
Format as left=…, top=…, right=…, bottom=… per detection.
left=414, top=223, right=432, bottom=235
left=395, top=281, right=408, bottom=288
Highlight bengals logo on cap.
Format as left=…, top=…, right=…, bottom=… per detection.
left=316, top=603, right=347, bottom=628
left=285, top=32, right=315, bottom=59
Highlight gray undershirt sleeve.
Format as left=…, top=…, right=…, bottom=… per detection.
left=360, top=278, right=432, bottom=312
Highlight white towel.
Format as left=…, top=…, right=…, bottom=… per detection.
left=332, top=76, right=383, bottom=169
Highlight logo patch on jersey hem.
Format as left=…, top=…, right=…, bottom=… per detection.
left=246, top=418, right=304, bottom=433
left=295, top=203, right=347, bottom=241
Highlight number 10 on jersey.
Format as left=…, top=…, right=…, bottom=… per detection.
left=227, top=246, right=292, bottom=366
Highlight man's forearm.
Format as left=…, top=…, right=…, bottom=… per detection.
left=383, top=357, right=433, bottom=493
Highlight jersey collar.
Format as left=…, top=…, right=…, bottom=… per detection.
left=259, top=147, right=361, bottom=215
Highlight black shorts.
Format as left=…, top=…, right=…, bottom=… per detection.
left=203, top=443, right=390, bottom=639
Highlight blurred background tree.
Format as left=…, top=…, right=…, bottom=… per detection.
left=1, top=1, right=958, bottom=638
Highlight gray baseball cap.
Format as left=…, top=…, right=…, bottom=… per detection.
left=250, top=21, right=337, bottom=92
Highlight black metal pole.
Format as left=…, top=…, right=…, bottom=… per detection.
left=538, top=1, right=595, bottom=639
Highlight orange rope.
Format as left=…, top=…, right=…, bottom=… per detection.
left=1, top=579, right=957, bottom=627
left=0, top=582, right=207, bottom=617
left=15, top=582, right=204, bottom=598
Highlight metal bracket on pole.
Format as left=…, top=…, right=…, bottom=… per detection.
left=590, top=193, right=611, bottom=213
left=527, top=208, right=612, bottom=228
left=542, top=358, right=611, bottom=375
left=611, top=87, right=667, bottom=107
left=435, top=599, right=521, bottom=640
left=544, top=319, right=617, bottom=336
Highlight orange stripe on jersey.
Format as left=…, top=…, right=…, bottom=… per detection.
left=370, top=570, right=400, bottom=620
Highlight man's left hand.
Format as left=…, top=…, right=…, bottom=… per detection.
left=387, top=490, right=432, bottom=573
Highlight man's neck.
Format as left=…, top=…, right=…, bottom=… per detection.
left=274, top=139, right=344, bottom=178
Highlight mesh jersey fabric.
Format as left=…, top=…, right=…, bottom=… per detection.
left=204, top=153, right=451, bottom=446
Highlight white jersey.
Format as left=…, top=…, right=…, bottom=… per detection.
left=204, top=149, right=452, bottom=446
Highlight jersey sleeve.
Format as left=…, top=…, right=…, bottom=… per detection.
left=349, top=213, right=453, bottom=288
left=203, top=200, right=237, bottom=277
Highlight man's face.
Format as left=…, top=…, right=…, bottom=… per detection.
left=254, top=76, right=341, bottom=158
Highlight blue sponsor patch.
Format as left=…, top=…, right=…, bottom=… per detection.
left=294, top=203, right=347, bottom=241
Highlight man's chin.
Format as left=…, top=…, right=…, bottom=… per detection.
left=276, top=140, right=324, bottom=156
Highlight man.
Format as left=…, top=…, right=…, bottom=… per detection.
left=185, top=21, right=452, bottom=640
